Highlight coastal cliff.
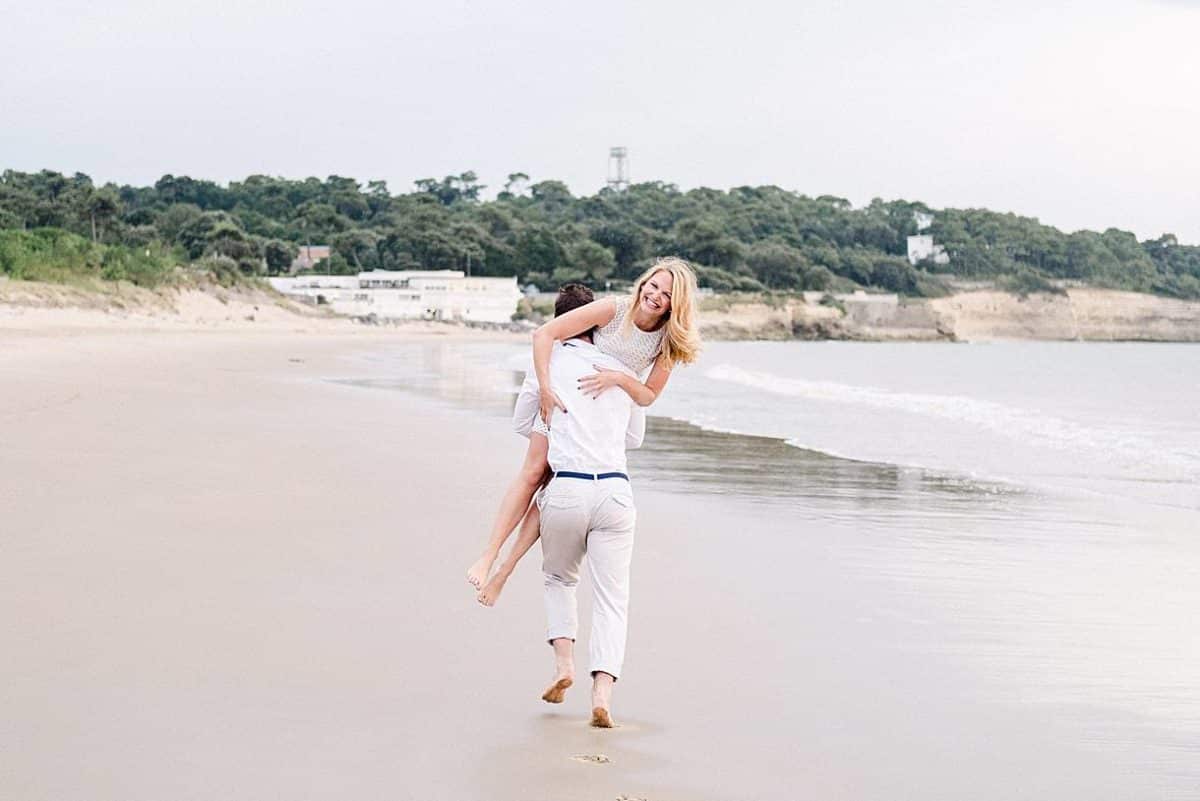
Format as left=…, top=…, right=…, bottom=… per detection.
left=699, top=289, right=1200, bottom=342
left=929, top=289, right=1200, bottom=342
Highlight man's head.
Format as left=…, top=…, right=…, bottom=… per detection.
left=554, top=282, right=593, bottom=317
left=554, top=283, right=596, bottom=341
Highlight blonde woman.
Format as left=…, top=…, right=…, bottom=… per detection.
left=468, top=257, right=702, bottom=606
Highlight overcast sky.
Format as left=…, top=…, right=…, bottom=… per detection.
left=3, top=0, right=1198, bottom=241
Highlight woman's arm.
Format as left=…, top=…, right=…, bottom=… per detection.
left=578, top=354, right=673, bottom=407
left=532, top=298, right=618, bottom=422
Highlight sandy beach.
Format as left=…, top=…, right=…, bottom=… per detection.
left=2, top=322, right=1191, bottom=800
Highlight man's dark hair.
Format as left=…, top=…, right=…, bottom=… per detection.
left=554, top=283, right=594, bottom=317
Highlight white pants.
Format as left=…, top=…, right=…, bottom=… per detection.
left=538, top=476, right=637, bottom=680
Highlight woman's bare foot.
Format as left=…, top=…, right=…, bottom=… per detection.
left=476, top=569, right=510, bottom=607
left=466, top=552, right=496, bottom=589
left=590, top=707, right=614, bottom=728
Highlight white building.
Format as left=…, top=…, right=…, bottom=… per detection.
left=906, top=234, right=949, bottom=266
left=269, top=270, right=522, bottom=323
left=912, top=211, right=935, bottom=232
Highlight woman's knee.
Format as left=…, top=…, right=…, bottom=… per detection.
left=518, top=450, right=549, bottom=485
left=518, top=461, right=547, bottom=487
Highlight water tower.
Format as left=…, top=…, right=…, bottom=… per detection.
left=607, top=147, right=630, bottom=191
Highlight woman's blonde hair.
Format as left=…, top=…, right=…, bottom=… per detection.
left=621, top=256, right=702, bottom=366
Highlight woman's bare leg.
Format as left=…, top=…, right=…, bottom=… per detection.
left=477, top=496, right=546, bottom=607
left=465, top=434, right=549, bottom=589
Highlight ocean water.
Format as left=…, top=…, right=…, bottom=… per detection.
left=347, top=340, right=1200, bottom=794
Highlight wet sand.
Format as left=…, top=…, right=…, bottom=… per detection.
left=0, top=330, right=1164, bottom=800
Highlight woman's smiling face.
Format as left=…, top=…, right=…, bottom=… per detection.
left=639, top=270, right=673, bottom=317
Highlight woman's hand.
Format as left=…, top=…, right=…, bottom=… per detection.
left=539, top=386, right=567, bottom=426
left=578, top=365, right=626, bottom=399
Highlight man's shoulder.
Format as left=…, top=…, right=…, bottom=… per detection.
left=548, top=340, right=592, bottom=379
left=559, top=339, right=601, bottom=362
left=563, top=339, right=629, bottom=374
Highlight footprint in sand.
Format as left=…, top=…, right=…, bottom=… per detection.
left=570, top=753, right=612, bottom=765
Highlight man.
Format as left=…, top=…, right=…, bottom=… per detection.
left=534, top=313, right=643, bottom=729
left=474, top=286, right=641, bottom=608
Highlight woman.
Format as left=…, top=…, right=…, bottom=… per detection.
left=467, top=256, right=702, bottom=605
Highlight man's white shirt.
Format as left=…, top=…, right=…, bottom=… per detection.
left=511, top=340, right=645, bottom=472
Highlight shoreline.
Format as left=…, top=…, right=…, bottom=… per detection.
left=365, top=335, right=1200, bottom=513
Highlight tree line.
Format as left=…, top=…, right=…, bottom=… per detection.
left=1, top=168, right=1197, bottom=298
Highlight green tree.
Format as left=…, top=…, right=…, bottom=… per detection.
left=747, top=240, right=808, bottom=288
left=589, top=222, right=646, bottom=277
left=158, top=203, right=204, bottom=245
left=569, top=240, right=616, bottom=285
left=515, top=226, right=566, bottom=279
left=499, top=172, right=530, bottom=200
left=331, top=229, right=380, bottom=271
left=86, top=187, right=121, bottom=243
left=263, top=239, right=298, bottom=275
left=672, top=217, right=742, bottom=269
left=414, top=172, right=485, bottom=206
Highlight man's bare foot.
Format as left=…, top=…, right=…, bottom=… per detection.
left=477, top=569, right=510, bottom=607
left=544, top=640, right=575, bottom=703
left=590, top=707, right=614, bottom=728
left=541, top=676, right=573, bottom=703
left=466, top=553, right=496, bottom=589
left=590, top=671, right=615, bottom=727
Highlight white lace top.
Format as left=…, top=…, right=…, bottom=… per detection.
left=593, top=296, right=665, bottom=375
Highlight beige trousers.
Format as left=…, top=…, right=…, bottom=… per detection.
left=538, top=476, right=637, bottom=680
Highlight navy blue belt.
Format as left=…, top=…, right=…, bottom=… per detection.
left=554, top=471, right=629, bottom=482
